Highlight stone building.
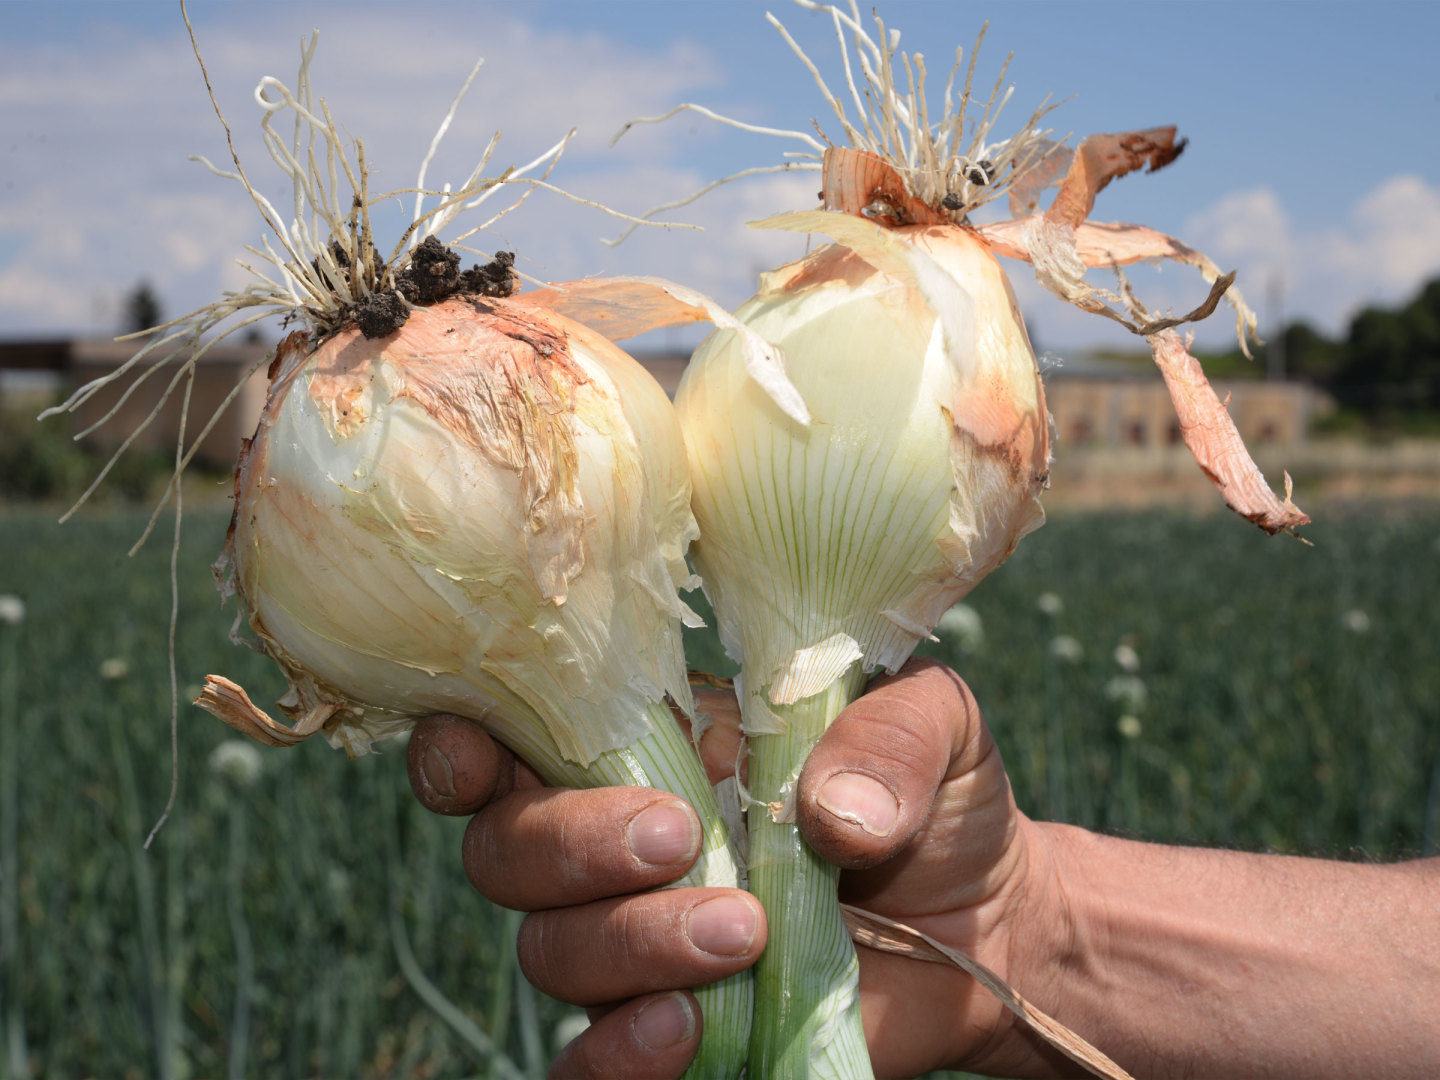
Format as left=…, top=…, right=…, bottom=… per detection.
left=1040, top=354, right=1327, bottom=450
left=1, top=337, right=271, bottom=469
left=2, top=340, right=1328, bottom=475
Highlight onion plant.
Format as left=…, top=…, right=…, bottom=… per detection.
left=45, top=22, right=782, bottom=1079
left=624, top=3, right=1309, bottom=1075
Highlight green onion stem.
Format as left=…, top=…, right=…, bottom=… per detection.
left=533, top=700, right=751, bottom=1080
left=0, top=619, right=27, bottom=1079
left=225, top=801, right=254, bottom=1080
left=746, top=663, right=874, bottom=1080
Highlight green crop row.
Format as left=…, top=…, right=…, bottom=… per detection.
left=1, top=504, right=1436, bottom=1077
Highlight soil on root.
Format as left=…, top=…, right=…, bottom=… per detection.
left=356, top=239, right=520, bottom=339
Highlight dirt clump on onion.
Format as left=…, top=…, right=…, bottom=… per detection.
left=353, top=239, right=519, bottom=339
left=352, top=289, right=409, bottom=339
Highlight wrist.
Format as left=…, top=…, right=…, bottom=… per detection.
left=954, top=817, right=1098, bottom=1078
left=938, top=816, right=1440, bottom=1080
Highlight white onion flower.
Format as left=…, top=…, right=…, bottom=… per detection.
left=937, top=604, right=985, bottom=653
left=1342, top=609, right=1372, bottom=634
left=98, top=658, right=129, bottom=681
left=1105, top=674, right=1149, bottom=713
left=1050, top=635, right=1085, bottom=665
left=208, top=739, right=265, bottom=789
left=0, top=596, right=24, bottom=627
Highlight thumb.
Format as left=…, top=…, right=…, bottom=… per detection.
left=796, top=658, right=978, bottom=869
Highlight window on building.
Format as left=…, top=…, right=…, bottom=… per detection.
left=1125, top=420, right=1146, bottom=445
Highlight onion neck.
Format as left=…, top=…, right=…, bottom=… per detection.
left=517, top=699, right=750, bottom=1078
left=746, top=663, right=874, bottom=1080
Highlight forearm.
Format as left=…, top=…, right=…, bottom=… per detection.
left=1007, top=823, right=1440, bottom=1079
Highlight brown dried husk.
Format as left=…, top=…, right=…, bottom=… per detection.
left=826, top=140, right=1308, bottom=537
left=198, top=298, right=698, bottom=763
left=197, top=279, right=794, bottom=760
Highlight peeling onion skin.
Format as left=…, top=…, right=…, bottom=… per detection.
left=202, top=298, right=701, bottom=766
left=679, top=202, right=1050, bottom=706
left=1149, top=329, right=1311, bottom=535
left=826, top=138, right=1308, bottom=538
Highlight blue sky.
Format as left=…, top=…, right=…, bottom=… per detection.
left=3, top=0, right=1438, bottom=356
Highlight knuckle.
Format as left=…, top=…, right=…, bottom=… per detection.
left=827, top=695, right=947, bottom=789
left=461, top=790, right=615, bottom=909
left=548, top=801, right=601, bottom=894
left=515, top=899, right=657, bottom=1006
left=873, top=708, right=946, bottom=776
left=611, top=898, right=646, bottom=959
left=860, top=661, right=977, bottom=764
left=516, top=911, right=566, bottom=998
left=461, top=811, right=505, bottom=898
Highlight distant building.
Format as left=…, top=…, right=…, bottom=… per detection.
left=1, top=339, right=693, bottom=472
left=1041, top=353, right=1328, bottom=450
left=3, top=339, right=1328, bottom=475
left=1, top=338, right=271, bottom=469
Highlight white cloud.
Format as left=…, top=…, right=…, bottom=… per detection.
left=1009, top=172, right=1440, bottom=358
left=1330, top=174, right=1440, bottom=299
left=1181, top=174, right=1440, bottom=341
left=1185, top=189, right=1292, bottom=280
left=6, top=6, right=1437, bottom=361
left=0, top=7, right=729, bottom=338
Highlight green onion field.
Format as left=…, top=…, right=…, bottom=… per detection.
left=2, top=502, right=1436, bottom=1078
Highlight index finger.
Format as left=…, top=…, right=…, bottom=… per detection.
left=406, top=714, right=539, bottom=816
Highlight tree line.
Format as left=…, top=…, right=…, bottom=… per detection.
left=1237, top=276, right=1440, bottom=426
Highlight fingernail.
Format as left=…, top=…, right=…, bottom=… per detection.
left=686, top=895, right=758, bottom=956
left=626, top=801, right=700, bottom=867
left=421, top=742, right=456, bottom=799
left=633, top=992, right=695, bottom=1050
left=815, top=772, right=898, bottom=837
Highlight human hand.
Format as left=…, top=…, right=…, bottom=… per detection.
left=796, top=659, right=1066, bottom=1078
left=407, top=658, right=1067, bottom=1079
left=405, top=706, right=766, bottom=1079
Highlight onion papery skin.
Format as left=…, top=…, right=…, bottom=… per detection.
left=205, top=296, right=749, bottom=1079
left=681, top=219, right=1049, bottom=718
left=677, top=217, right=1048, bottom=1079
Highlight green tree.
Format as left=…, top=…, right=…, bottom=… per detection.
left=1332, top=278, right=1440, bottom=415
left=124, top=281, right=163, bottom=335
left=1277, top=320, right=1342, bottom=383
